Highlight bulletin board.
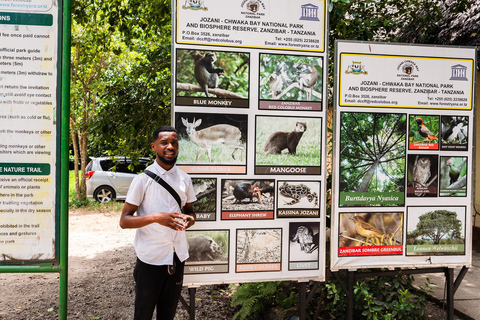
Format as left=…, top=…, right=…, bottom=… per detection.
left=172, top=0, right=328, bottom=285
left=330, top=41, right=476, bottom=271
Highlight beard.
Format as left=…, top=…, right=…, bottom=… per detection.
left=157, top=153, right=177, bottom=166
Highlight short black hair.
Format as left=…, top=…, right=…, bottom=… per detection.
left=152, top=126, right=178, bottom=142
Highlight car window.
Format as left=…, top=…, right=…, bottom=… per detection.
left=86, top=160, right=93, bottom=171
left=100, top=160, right=115, bottom=171
left=134, top=161, right=148, bottom=173
left=115, top=161, right=135, bottom=174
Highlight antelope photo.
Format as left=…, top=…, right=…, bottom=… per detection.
left=181, top=117, right=244, bottom=162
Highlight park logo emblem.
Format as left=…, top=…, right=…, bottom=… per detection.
left=182, top=0, right=208, bottom=11
left=345, top=61, right=368, bottom=75
left=397, top=60, right=419, bottom=79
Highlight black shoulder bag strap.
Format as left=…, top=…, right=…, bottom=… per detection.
left=143, top=169, right=182, bottom=211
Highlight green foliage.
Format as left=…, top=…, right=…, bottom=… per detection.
left=324, top=274, right=429, bottom=320
left=230, top=282, right=297, bottom=320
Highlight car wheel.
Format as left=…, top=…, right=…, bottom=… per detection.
left=94, top=186, right=116, bottom=203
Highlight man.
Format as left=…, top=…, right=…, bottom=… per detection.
left=120, top=126, right=196, bottom=320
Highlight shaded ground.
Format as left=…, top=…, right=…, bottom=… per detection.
left=0, top=209, right=465, bottom=319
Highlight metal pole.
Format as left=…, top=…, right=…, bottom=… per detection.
left=59, top=0, right=72, bottom=318
left=299, top=282, right=307, bottom=320
left=189, top=287, right=196, bottom=320
left=346, top=271, right=355, bottom=320
left=446, top=268, right=454, bottom=320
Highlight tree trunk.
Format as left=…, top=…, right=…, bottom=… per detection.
left=70, top=126, right=81, bottom=200
left=79, top=131, right=88, bottom=199
left=356, top=160, right=379, bottom=193
left=70, top=127, right=88, bottom=201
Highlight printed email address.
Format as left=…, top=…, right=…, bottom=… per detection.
left=356, top=99, right=399, bottom=105
left=196, top=36, right=243, bottom=45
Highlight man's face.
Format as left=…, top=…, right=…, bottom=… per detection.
left=151, top=131, right=179, bottom=167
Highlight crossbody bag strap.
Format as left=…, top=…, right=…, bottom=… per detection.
left=143, top=169, right=182, bottom=210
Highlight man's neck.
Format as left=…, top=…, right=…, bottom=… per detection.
left=156, top=158, right=174, bottom=171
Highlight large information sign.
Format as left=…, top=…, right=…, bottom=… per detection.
left=173, top=0, right=328, bottom=285
left=0, top=0, right=60, bottom=263
left=331, top=41, right=476, bottom=270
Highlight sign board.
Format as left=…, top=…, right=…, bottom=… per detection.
left=173, top=0, right=328, bottom=285
left=0, top=0, right=60, bottom=264
left=331, top=41, right=476, bottom=270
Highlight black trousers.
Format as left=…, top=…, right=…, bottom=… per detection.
left=133, top=254, right=184, bottom=320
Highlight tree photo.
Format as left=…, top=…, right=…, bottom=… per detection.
left=339, top=112, right=406, bottom=206
left=406, top=207, right=465, bottom=256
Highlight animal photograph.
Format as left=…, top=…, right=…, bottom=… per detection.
left=406, top=206, right=465, bottom=256
left=175, top=49, right=249, bottom=100
left=439, top=156, right=467, bottom=197
left=339, top=212, right=403, bottom=250
left=289, top=222, right=319, bottom=262
left=259, top=53, right=322, bottom=101
left=408, top=115, right=439, bottom=149
left=440, top=116, right=468, bottom=150
left=255, top=116, right=321, bottom=167
left=175, top=112, right=247, bottom=165
left=339, top=112, right=406, bottom=207
left=192, top=178, right=216, bottom=221
left=406, top=155, right=438, bottom=197
left=277, top=180, right=320, bottom=209
left=236, top=229, right=282, bottom=264
left=221, top=179, right=274, bottom=212
left=186, top=230, right=229, bottom=263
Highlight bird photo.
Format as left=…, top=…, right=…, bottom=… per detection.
left=338, top=213, right=403, bottom=255
left=259, top=53, right=322, bottom=102
left=439, top=156, right=467, bottom=197
left=407, top=155, right=438, bottom=197
left=440, top=116, right=468, bottom=150
left=409, top=115, right=439, bottom=149
left=221, top=179, right=274, bottom=215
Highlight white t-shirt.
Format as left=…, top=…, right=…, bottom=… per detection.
left=125, top=161, right=196, bottom=265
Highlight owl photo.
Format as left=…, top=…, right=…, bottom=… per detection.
left=407, top=155, right=438, bottom=197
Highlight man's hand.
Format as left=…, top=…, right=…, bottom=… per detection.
left=120, top=202, right=196, bottom=231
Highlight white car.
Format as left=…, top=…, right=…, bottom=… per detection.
left=86, top=156, right=150, bottom=203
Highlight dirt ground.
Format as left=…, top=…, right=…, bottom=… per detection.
left=0, top=209, right=464, bottom=319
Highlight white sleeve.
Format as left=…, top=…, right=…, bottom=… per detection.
left=125, top=174, right=146, bottom=206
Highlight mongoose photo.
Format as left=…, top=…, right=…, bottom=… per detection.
left=264, top=121, right=307, bottom=154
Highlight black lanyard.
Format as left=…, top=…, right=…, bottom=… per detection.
left=143, top=169, right=182, bottom=210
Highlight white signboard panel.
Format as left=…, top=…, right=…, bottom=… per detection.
left=338, top=53, right=474, bottom=110
left=176, top=0, right=326, bottom=52
left=173, top=0, right=328, bottom=284
left=0, top=1, right=59, bottom=261
left=331, top=41, right=475, bottom=271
